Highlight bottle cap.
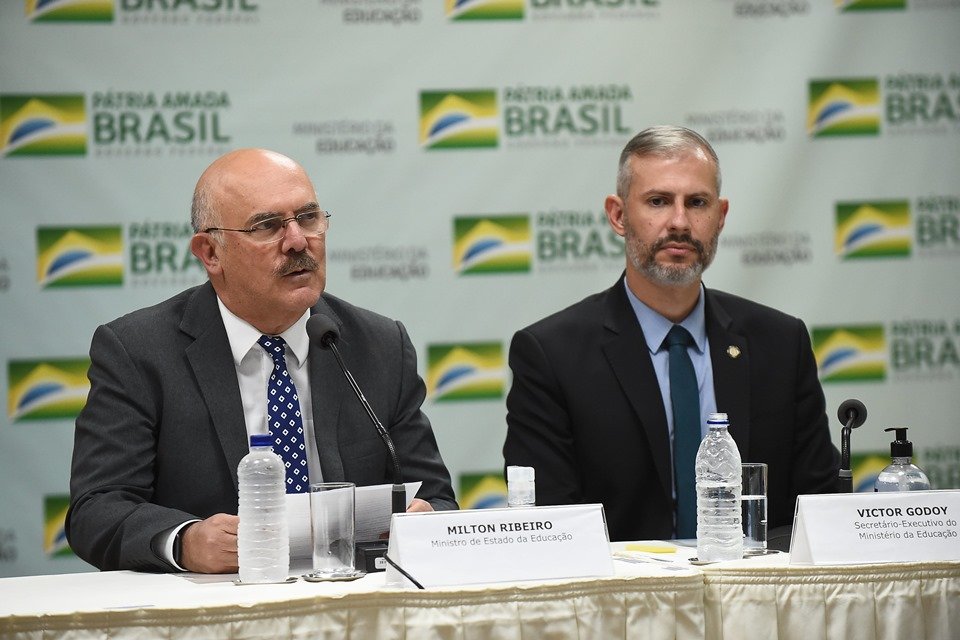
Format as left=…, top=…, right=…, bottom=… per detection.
left=885, top=427, right=913, bottom=458
left=507, top=465, right=535, bottom=483
left=250, top=433, right=273, bottom=448
left=707, top=412, right=729, bottom=426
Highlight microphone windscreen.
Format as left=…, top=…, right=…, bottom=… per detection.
left=307, top=313, right=340, bottom=348
left=837, top=398, right=867, bottom=429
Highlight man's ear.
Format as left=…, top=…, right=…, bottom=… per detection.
left=190, top=233, right=221, bottom=275
left=604, top=194, right=626, bottom=238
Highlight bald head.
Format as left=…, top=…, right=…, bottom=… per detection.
left=191, top=149, right=311, bottom=234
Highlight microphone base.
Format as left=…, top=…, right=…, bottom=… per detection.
left=355, top=541, right=389, bottom=573
left=392, top=484, right=407, bottom=515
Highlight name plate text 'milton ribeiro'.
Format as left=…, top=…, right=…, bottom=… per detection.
left=385, top=504, right=613, bottom=588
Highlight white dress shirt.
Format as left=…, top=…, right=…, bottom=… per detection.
left=217, top=298, right=322, bottom=484
left=160, top=298, right=320, bottom=569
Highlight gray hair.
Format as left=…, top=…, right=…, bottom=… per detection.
left=190, top=182, right=222, bottom=244
left=615, top=126, right=721, bottom=199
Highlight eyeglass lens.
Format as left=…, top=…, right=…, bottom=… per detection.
left=251, top=211, right=328, bottom=242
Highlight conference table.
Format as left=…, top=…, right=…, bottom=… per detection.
left=1, top=544, right=958, bottom=639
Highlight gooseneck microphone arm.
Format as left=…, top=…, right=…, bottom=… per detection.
left=308, top=314, right=407, bottom=514
left=325, top=337, right=405, bottom=489
left=837, top=399, right=867, bottom=493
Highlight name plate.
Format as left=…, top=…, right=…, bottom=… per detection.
left=385, top=504, right=613, bottom=588
left=790, top=489, right=960, bottom=565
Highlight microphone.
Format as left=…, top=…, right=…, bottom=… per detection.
left=837, top=399, right=867, bottom=493
left=306, top=314, right=407, bottom=515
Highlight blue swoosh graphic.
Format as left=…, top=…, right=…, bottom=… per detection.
left=815, top=101, right=852, bottom=128
left=462, top=238, right=502, bottom=263
left=429, top=113, right=469, bottom=138
left=18, top=382, right=64, bottom=412
left=473, top=495, right=507, bottom=509
left=47, top=249, right=93, bottom=278
left=437, top=365, right=475, bottom=390
left=821, top=347, right=856, bottom=372
left=845, top=223, right=882, bottom=249
left=10, top=118, right=56, bottom=145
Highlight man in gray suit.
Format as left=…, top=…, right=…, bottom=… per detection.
left=66, top=149, right=457, bottom=573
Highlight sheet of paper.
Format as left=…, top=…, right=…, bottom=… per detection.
left=288, top=492, right=312, bottom=559
left=286, top=482, right=423, bottom=557
left=356, top=482, right=422, bottom=542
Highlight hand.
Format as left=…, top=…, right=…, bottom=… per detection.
left=406, top=498, right=434, bottom=513
left=180, top=513, right=239, bottom=574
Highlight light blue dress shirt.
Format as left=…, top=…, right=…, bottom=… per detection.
left=622, top=278, right=718, bottom=460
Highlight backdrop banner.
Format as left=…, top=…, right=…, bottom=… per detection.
left=1, top=0, right=958, bottom=577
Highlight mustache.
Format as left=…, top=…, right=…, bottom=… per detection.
left=652, top=233, right=706, bottom=259
left=275, top=252, right=319, bottom=276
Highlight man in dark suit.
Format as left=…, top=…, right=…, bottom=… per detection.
left=503, top=126, right=839, bottom=542
left=67, top=149, right=456, bottom=573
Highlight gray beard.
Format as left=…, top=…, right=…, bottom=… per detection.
left=637, top=257, right=704, bottom=287
left=625, top=232, right=716, bottom=288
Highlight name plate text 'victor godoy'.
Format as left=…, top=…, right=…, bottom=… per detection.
left=385, top=504, right=613, bottom=588
left=790, top=490, right=960, bottom=565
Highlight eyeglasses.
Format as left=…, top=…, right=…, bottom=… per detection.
left=203, top=209, right=331, bottom=244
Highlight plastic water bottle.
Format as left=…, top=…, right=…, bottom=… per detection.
left=695, top=413, right=743, bottom=562
left=507, top=465, right=536, bottom=507
left=875, top=427, right=931, bottom=492
left=238, top=434, right=289, bottom=583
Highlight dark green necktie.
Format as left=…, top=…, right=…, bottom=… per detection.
left=665, top=325, right=701, bottom=538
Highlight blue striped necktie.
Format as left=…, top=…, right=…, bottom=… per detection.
left=664, top=325, right=701, bottom=538
left=257, top=335, right=310, bottom=493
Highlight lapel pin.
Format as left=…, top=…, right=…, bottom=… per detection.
left=726, top=346, right=741, bottom=359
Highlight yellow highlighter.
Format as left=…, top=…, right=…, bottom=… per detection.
left=624, top=543, right=676, bottom=554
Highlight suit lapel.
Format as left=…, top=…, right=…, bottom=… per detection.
left=181, top=283, right=249, bottom=491
left=308, top=298, right=346, bottom=482
left=705, top=289, right=751, bottom=456
left=600, top=282, right=673, bottom=500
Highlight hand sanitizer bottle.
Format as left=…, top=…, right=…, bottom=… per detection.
left=874, top=427, right=931, bottom=492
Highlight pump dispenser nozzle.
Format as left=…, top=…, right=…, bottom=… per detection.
left=884, top=427, right=913, bottom=459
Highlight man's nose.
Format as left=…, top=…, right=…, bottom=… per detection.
left=667, top=202, right=692, bottom=230
left=279, top=219, right=309, bottom=252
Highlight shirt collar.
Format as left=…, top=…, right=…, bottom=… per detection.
left=622, top=277, right=708, bottom=355
left=216, top=297, right=311, bottom=369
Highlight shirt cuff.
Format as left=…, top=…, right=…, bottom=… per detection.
left=158, top=520, right=200, bottom=571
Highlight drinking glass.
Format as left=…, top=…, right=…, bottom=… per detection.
left=308, top=482, right=357, bottom=579
left=741, top=463, right=768, bottom=554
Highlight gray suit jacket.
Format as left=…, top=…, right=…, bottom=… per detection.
left=66, top=282, right=456, bottom=571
